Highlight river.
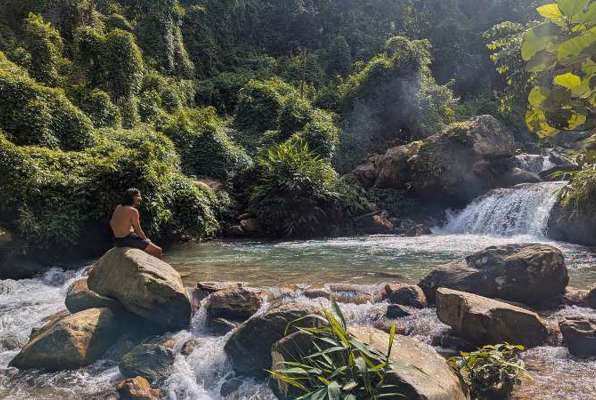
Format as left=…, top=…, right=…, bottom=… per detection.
left=1, top=181, right=595, bottom=399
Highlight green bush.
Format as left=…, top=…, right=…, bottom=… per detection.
left=76, top=88, right=121, bottom=128
left=0, top=126, right=220, bottom=258
left=336, top=36, right=456, bottom=172
left=0, top=53, right=94, bottom=150
left=159, top=107, right=252, bottom=181
left=298, top=109, right=339, bottom=160
left=234, top=78, right=296, bottom=136
left=278, top=94, right=313, bottom=137
left=449, top=343, right=527, bottom=400
left=22, top=13, right=64, bottom=86
left=249, top=137, right=345, bottom=238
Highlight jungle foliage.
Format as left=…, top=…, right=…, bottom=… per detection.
left=0, top=0, right=587, bottom=254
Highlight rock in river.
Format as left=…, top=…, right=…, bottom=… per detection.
left=559, top=317, right=596, bottom=358
left=119, top=343, right=175, bottom=383
left=271, top=327, right=467, bottom=400
left=206, top=287, right=267, bottom=322
left=436, top=288, right=548, bottom=347
left=88, top=248, right=191, bottom=330
left=65, top=277, right=121, bottom=313
left=224, top=302, right=321, bottom=378
left=419, top=243, right=568, bottom=306
left=9, top=307, right=122, bottom=371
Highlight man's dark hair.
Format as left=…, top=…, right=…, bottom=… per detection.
left=122, top=188, right=141, bottom=206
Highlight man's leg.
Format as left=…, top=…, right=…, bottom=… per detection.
left=144, top=242, right=163, bottom=258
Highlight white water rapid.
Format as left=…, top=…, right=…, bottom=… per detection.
left=440, top=181, right=567, bottom=237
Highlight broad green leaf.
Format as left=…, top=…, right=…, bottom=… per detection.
left=327, top=381, right=341, bottom=400
left=526, top=51, right=557, bottom=72
left=556, top=0, right=589, bottom=17
left=537, top=4, right=564, bottom=24
left=528, top=87, right=548, bottom=106
left=567, top=112, right=587, bottom=128
left=554, top=72, right=582, bottom=89
left=574, top=3, right=596, bottom=25
left=522, top=23, right=560, bottom=60
left=558, top=26, right=596, bottom=61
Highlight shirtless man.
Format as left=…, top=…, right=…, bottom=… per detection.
left=110, top=188, right=162, bottom=258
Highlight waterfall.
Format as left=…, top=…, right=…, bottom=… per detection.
left=441, top=181, right=567, bottom=237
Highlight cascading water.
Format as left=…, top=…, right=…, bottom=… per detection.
left=440, top=181, right=567, bottom=237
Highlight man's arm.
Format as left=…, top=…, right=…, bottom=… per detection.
left=131, top=209, right=149, bottom=241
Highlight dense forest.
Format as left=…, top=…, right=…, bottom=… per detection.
left=0, top=0, right=594, bottom=265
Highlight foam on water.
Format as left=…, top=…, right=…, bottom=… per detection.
left=441, top=181, right=567, bottom=237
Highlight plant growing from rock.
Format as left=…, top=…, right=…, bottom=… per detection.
left=269, top=299, right=400, bottom=400
left=448, top=343, right=527, bottom=400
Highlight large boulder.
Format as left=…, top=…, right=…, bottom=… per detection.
left=116, top=376, right=161, bottom=400
left=436, top=288, right=548, bottom=347
left=206, top=287, right=267, bottom=322
left=9, top=308, right=122, bottom=371
left=419, top=244, right=568, bottom=306
left=548, top=199, right=596, bottom=246
left=88, top=248, right=191, bottom=330
left=271, top=327, right=467, bottom=400
left=223, top=302, right=321, bottom=378
left=65, top=277, right=121, bottom=313
left=386, top=284, right=427, bottom=308
left=119, top=343, right=175, bottom=383
left=559, top=317, right=596, bottom=358
left=353, top=116, right=520, bottom=206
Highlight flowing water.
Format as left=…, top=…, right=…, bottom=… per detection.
left=1, top=181, right=596, bottom=399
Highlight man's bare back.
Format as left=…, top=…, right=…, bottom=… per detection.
left=110, top=188, right=162, bottom=258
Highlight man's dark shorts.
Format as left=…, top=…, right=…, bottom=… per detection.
left=114, top=233, right=150, bottom=250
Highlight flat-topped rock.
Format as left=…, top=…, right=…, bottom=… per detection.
left=420, top=243, right=568, bottom=306
left=88, top=248, right=191, bottom=330
left=560, top=317, right=596, bottom=358
left=206, top=287, right=267, bottom=322
left=65, top=277, right=121, bottom=313
left=436, top=288, right=548, bottom=347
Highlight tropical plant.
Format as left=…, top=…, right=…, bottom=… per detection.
left=269, top=299, right=400, bottom=400
left=521, top=0, right=595, bottom=137
left=449, top=343, right=527, bottom=400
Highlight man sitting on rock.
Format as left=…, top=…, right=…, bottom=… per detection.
left=110, top=188, right=162, bottom=258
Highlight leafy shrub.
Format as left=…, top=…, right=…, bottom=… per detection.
left=0, top=53, right=94, bottom=150
left=77, top=88, right=121, bottom=128
left=270, top=299, right=399, bottom=400
left=449, top=343, right=527, bottom=400
left=298, top=109, right=339, bottom=160
left=22, top=13, right=64, bottom=86
left=0, top=126, right=220, bottom=259
left=560, top=167, right=596, bottom=214
left=234, top=78, right=296, bottom=136
left=336, top=36, right=456, bottom=172
left=159, top=107, right=252, bottom=181
left=249, top=136, right=362, bottom=238
left=278, top=94, right=313, bottom=137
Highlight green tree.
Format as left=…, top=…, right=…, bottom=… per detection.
left=522, top=0, right=595, bottom=136
left=22, top=13, right=64, bottom=86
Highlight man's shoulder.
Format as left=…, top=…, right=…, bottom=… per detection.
left=120, top=205, right=139, bottom=215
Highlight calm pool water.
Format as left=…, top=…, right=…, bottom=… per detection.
left=166, top=234, right=596, bottom=289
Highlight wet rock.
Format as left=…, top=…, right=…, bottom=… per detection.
left=586, top=287, right=596, bottom=309
left=354, top=211, right=395, bottom=234
left=431, top=333, right=475, bottom=352
left=209, top=317, right=239, bottom=335
left=562, top=287, right=590, bottom=307
left=180, top=338, right=200, bottom=356
left=220, top=377, right=244, bottom=397
left=206, top=287, right=266, bottom=322
left=240, top=218, right=258, bottom=233
left=30, top=310, right=70, bottom=340
left=271, top=328, right=467, bottom=399
left=328, top=284, right=381, bottom=304
left=436, top=288, right=548, bottom=347
left=195, top=281, right=245, bottom=300
left=373, top=317, right=413, bottom=336
left=88, top=248, right=191, bottom=330
left=387, top=284, right=427, bottom=308
left=560, top=317, right=596, bottom=358
left=116, top=376, right=160, bottom=400
left=499, top=167, right=542, bottom=187
left=224, top=302, right=322, bottom=378
left=548, top=198, right=596, bottom=246
left=302, top=287, right=331, bottom=299
left=65, top=277, right=121, bottom=313
left=386, top=304, right=411, bottom=318
left=10, top=308, right=122, bottom=371
left=419, top=243, right=568, bottom=306
left=119, top=343, right=175, bottom=383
